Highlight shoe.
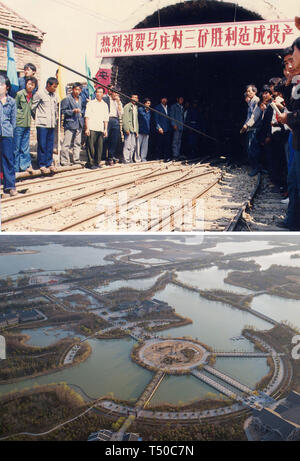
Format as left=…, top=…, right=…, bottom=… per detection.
left=281, top=197, right=289, bottom=204
left=91, top=165, right=99, bottom=170
left=40, top=167, right=50, bottom=175
left=9, top=189, right=19, bottom=197
left=275, top=219, right=289, bottom=229
left=73, top=160, right=82, bottom=164
left=248, top=169, right=259, bottom=177
left=106, top=160, right=114, bottom=166
left=164, top=158, right=172, bottom=163
left=60, top=163, right=71, bottom=167
left=49, top=165, right=57, bottom=173
left=26, top=166, right=34, bottom=174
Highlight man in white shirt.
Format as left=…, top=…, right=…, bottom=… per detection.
left=84, top=87, right=109, bottom=169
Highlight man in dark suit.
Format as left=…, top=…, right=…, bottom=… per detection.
left=103, top=85, right=123, bottom=165
left=60, top=83, right=84, bottom=165
left=154, top=96, right=172, bottom=162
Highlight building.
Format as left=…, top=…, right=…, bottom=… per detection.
left=88, top=430, right=141, bottom=442
left=19, top=309, right=43, bottom=323
left=134, top=299, right=174, bottom=318
left=5, top=313, right=19, bottom=326
left=250, top=391, right=300, bottom=441
left=0, top=1, right=45, bottom=79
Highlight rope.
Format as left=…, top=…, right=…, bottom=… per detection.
left=0, top=31, right=219, bottom=143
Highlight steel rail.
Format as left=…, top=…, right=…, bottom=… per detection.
left=1, top=166, right=196, bottom=228
left=0, top=159, right=164, bottom=192
left=58, top=169, right=216, bottom=231
left=1, top=166, right=154, bottom=205
left=146, top=175, right=222, bottom=231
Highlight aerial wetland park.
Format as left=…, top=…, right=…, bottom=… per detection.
left=0, top=234, right=299, bottom=441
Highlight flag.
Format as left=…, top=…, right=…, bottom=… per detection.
left=7, top=28, right=19, bottom=96
left=85, top=54, right=94, bottom=98
left=56, top=65, right=66, bottom=102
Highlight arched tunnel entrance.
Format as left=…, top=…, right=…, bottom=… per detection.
left=114, top=1, right=284, bottom=160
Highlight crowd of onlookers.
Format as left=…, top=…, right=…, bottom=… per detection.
left=240, top=37, right=300, bottom=230
left=0, top=62, right=205, bottom=197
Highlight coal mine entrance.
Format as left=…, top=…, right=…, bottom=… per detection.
left=115, top=1, right=284, bottom=161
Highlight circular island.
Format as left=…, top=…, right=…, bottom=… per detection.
left=136, top=338, right=209, bottom=374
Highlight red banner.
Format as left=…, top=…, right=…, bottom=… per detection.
left=96, top=19, right=298, bottom=58
left=95, top=68, right=112, bottom=93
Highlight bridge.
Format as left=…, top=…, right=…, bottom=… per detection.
left=203, top=365, right=253, bottom=395
left=111, top=371, right=166, bottom=441
left=135, top=371, right=166, bottom=409
left=213, top=351, right=280, bottom=358
left=191, top=369, right=242, bottom=400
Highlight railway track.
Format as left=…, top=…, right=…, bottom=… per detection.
left=1, top=160, right=259, bottom=232
left=1, top=163, right=206, bottom=231
left=60, top=168, right=218, bottom=232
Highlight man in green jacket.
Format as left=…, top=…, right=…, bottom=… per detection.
left=13, top=76, right=38, bottom=172
left=122, top=94, right=139, bottom=163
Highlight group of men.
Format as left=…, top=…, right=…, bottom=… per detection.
left=241, top=37, right=300, bottom=230
left=1, top=68, right=206, bottom=197
left=61, top=89, right=203, bottom=168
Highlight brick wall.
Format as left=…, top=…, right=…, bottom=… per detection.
left=0, top=35, right=42, bottom=82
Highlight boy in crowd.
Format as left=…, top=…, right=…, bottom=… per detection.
left=0, top=76, right=17, bottom=197
left=32, top=77, right=59, bottom=174
left=14, top=76, right=38, bottom=173
left=18, top=63, right=38, bottom=95
left=60, top=83, right=84, bottom=166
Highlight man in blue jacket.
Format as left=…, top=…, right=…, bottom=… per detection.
left=154, top=96, right=172, bottom=162
left=60, top=83, right=84, bottom=166
left=138, top=98, right=151, bottom=162
left=170, top=96, right=184, bottom=160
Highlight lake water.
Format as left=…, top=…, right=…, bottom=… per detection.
left=207, top=240, right=275, bottom=255
left=0, top=244, right=116, bottom=276
left=21, top=326, right=80, bottom=347
left=155, top=284, right=273, bottom=350
left=94, top=273, right=164, bottom=294
left=242, top=251, right=300, bottom=270
left=251, top=294, right=300, bottom=330
left=0, top=338, right=152, bottom=401
left=176, top=267, right=253, bottom=294
left=131, top=258, right=168, bottom=265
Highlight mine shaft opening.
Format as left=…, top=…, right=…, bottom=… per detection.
left=114, top=1, right=284, bottom=161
